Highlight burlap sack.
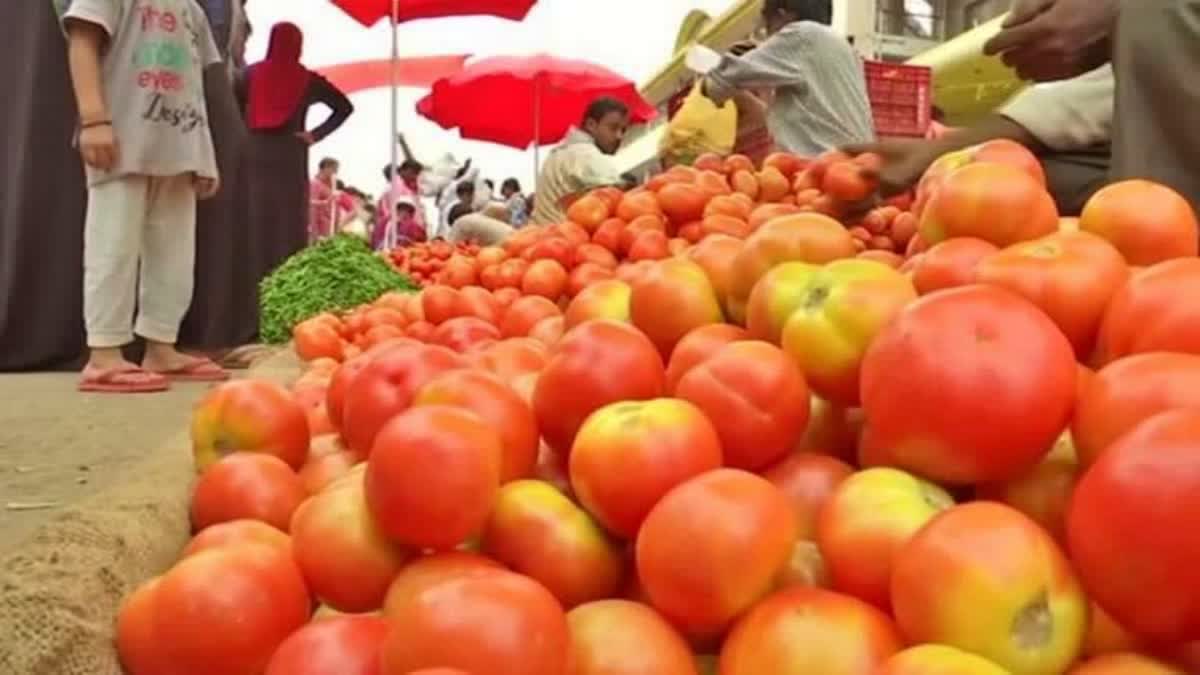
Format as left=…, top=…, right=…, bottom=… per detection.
left=0, top=350, right=301, bottom=675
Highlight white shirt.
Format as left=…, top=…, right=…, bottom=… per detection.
left=999, top=65, right=1114, bottom=152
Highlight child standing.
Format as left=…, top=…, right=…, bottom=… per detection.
left=392, top=198, right=427, bottom=247
left=64, top=0, right=229, bottom=392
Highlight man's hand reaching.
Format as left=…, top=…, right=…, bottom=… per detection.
left=983, top=0, right=1118, bottom=82
left=842, top=139, right=943, bottom=198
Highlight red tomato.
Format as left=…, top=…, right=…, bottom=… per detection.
left=469, top=338, right=548, bottom=384
left=675, top=341, right=811, bottom=471
left=481, top=480, right=623, bottom=608
left=860, top=285, right=1077, bottom=484
left=720, top=587, right=902, bottom=675
left=340, top=343, right=468, bottom=457
left=658, top=182, right=711, bottom=225
left=291, top=472, right=409, bottom=612
left=1072, top=352, right=1200, bottom=467
left=637, top=469, right=797, bottom=639
left=1080, top=179, right=1199, bottom=265
left=976, top=231, right=1130, bottom=358
left=567, top=194, right=612, bottom=232
left=664, top=323, right=749, bottom=393
left=567, top=600, right=698, bottom=675
left=1068, top=409, right=1200, bottom=645
left=181, top=519, right=292, bottom=559
left=413, top=369, right=539, bottom=483
left=379, top=569, right=570, bottom=675
left=591, top=218, right=626, bottom=253
left=421, top=285, right=469, bottom=325
left=533, top=320, right=667, bottom=455
left=264, top=616, right=391, bottom=675
left=567, top=262, right=615, bottom=298
left=152, top=545, right=311, bottom=675
left=564, top=279, right=633, bottom=329
left=431, top=316, right=501, bottom=353
left=1094, top=258, right=1200, bottom=364
left=520, top=258, right=571, bottom=297
left=458, top=285, right=502, bottom=325
left=573, top=242, right=619, bottom=270
left=365, top=406, right=502, bottom=550
left=191, top=380, right=311, bottom=472
left=625, top=229, right=672, bottom=261
left=920, top=162, right=1059, bottom=247
left=382, top=552, right=504, bottom=619
left=298, top=449, right=360, bottom=495
left=190, top=453, right=307, bottom=533
left=294, top=319, right=345, bottom=362
left=500, top=295, right=562, bottom=338
left=495, top=258, right=529, bottom=288
left=569, top=398, right=724, bottom=538
left=762, top=452, right=855, bottom=540
left=909, top=238, right=999, bottom=295
left=117, top=577, right=173, bottom=675
left=629, top=259, right=725, bottom=359
left=528, top=315, right=566, bottom=346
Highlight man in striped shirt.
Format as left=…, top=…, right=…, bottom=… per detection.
left=704, top=0, right=875, bottom=158
left=531, top=98, right=629, bottom=225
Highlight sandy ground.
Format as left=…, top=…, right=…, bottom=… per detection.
left=0, top=373, right=215, bottom=551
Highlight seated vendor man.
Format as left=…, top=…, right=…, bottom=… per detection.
left=531, top=97, right=629, bottom=225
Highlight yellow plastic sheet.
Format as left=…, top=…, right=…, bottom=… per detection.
left=659, top=83, right=738, bottom=167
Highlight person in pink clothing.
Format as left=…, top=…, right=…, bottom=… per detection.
left=309, top=157, right=340, bottom=242
left=374, top=158, right=426, bottom=249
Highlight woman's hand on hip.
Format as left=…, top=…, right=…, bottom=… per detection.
left=295, top=131, right=316, bottom=145
left=195, top=173, right=221, bottom=200
left=79, top=123, right=119, bottom=171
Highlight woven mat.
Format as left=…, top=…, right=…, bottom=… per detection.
left=0, top=349, right=301, bottom=675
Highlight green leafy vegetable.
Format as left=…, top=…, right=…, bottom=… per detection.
left=259, top=235, right=416, bottom=344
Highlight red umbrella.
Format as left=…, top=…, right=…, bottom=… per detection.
left=416, top=54, right=658, bottom=156
left=316, top=55, right=470, bottom=95
left=331, top=0, right=538, bottom=27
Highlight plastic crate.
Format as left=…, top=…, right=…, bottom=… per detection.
left=864, top=60, right=932, bottom=138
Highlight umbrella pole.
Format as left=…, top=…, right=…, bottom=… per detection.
left=390, top=0, right=400, bottom=180
left=532, top=77, right=541, bottom=180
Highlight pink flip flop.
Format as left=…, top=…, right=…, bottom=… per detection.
left=78, top=365, right=171, bottom=393
left=150, top=358, right=232, bottom=382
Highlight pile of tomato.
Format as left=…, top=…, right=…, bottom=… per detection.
left=115, top=145, right=1200, bottom=675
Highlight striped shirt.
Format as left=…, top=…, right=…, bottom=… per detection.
left=707, top=21, right=875, bottom=157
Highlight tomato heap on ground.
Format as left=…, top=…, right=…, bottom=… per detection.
left=122, top=146, right=1200, bottom=675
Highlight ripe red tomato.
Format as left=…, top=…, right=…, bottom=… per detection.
left=861, top=285, right=1077, bottom=484
left=567, top=600, right=698, bottom=675
left=664, top=323, right=749, bottom=393
left=1080, top=179, right=1199, bottom=265
left=920, top=162, right=1059, bottom=247
left=181, top=519, right=292, bottom=560
left=629, top=259, right=724, bottom=358
left=636, top=469, right=797, bottom=639
left=294, top=319, right=345, bottom=362
left=720, top=587, right=901, bottom=675
left=1072, top=352, right=1200, bottom=467
left=190, top=453, right=307, bottom=533
left=299, top=448, right=360, bottom=494
left=191, top=380, right=311, bottom=472
left=412, top=369, right=539, bottom=483
left=431, top=316, right=501, bottom=353
left=522, top=259, right=570, bottom=300
left=567, top=262, right=615, bottom=298
left=382, top=552, right=504, bottom=619
left=1094, top=258, right=1200, bottom=364
left=533, top=320, right=666, bottom=455
left=340, top=342, right=468, bottom=457
left=152, top=545, right=311, bottom=675
left=658, top=182, right=710, bottom=225
left=761, top=452, right=855, bottom=540
left=291, top=472, right=409, bottom=613
left=264, top=616, right=391, bottom=675
left=380, top=569, right=570, bottom=675
left=675, top=341, right=811, bottom=471
left=116, top=577, right=168, bottom=675
left=975, top=231, right=1129, bottom=358
left=528, top=315, right=566, bottom=346
left=469, top=338, right=548, bottom=384
left=421, top=285, right=470, bottom=325
left=910, top=237, right=999, bottom=295
left=481, top=480, right=623, bottom=608
left=500, top=295, right=561, bottom=338
left=1068, top=409, right=1200, bottom=646
left=365, top=406, right=502, bottom=550
left=569, top=398, right=724, bottom=538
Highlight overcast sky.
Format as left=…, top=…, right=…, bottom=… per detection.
left=245, top=0, right=739, bottom=197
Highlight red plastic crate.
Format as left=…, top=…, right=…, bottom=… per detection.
left=864, top=61, right=932, bottom=138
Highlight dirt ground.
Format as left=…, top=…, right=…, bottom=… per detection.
left=0, top=374, right=217, bottom=551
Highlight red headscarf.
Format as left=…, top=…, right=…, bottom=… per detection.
left=246, top=23, right=312, bottom=130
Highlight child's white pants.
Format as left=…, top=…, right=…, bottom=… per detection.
left=84, top=175, right=197, bottom=349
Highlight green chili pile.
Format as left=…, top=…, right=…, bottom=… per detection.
left=259, top=235, right=416, bottom=344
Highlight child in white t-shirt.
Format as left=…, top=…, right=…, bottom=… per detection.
left=63, top=0, right=229, bottom=392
